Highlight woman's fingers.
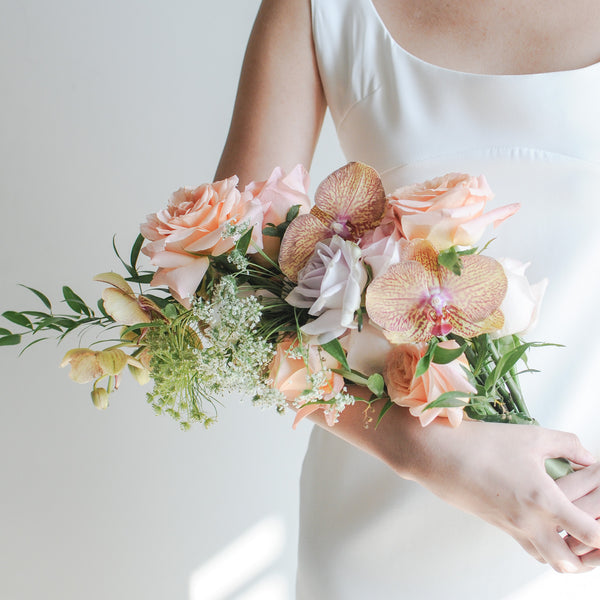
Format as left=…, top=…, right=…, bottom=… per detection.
left=545, top=431, right=596, bottom=467
left=531, top=530, right=586, bottom=573
left=581, top=549, right=600, bottom=568
left=566, top=535, right=591, bottom=556
left=554, top=496, right=600, bottom=551
left=557, top=463, right=600, bottom=502
left=561, top=485, right=600, bottom=556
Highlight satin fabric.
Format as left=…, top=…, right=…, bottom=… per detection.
left=297, top=0, right=600, bottom=598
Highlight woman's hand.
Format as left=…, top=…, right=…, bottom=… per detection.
left=405, top=420, right=600, bottom=573
left=312, top=392, right=600, bottom=574
left=556, top=462, right=600, bottom=567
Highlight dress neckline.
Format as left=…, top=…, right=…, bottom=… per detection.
left=365, top=0, right=600, bottom=79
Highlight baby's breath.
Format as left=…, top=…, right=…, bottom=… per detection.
left=222, top=220, right=250, bottom=241
left=144, top=275, right=277, bottom=429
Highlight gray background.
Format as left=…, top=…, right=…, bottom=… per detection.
left=0, top=1, right=344, bottom=599
left=2, top=2, right=600, bottom=599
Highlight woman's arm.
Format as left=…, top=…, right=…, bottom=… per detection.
left=215, top=0, right=600, bottom=574
left=215, top=0, right=326, bottom=186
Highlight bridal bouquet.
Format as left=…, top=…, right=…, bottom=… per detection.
left=2, top=162, right=553, bottom=450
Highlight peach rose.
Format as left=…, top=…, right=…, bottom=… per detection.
left=243, top=165, right=311, bottom=260
left=268, top=339, right=345, bottom=428
left=141, top=176, right=263, bottom=306
left=384, top=341, right=475, bottom=427
left=386, top=173, right=519, bottom=250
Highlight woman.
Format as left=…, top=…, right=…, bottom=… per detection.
left=216, top=0, right=600, bottom=597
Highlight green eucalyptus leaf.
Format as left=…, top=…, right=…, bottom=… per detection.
left=21, top=311, right=52, bottom=319
left=62, top=286, right=91, bottom=316
left=415, top=338, right=438, bottom=378
left=18, top=337, right=49, bottom=355
left=367, top=373, right=385, bottom=396
left=97, top=299, right=110, bottom=319
left=235, top=227, right=253, bottom=255
left=0, top=333, right=22, bottom=346
left=125, top=273, right=154, bottom=284
left=286, top=204, right=301, bottom=223
left=375, top=399, right=394, bottom=428
left=432, top=344, right=467, bottom=365
left=130, top=234, right=145, bottom=272
left=321, top=338, right=350, bottom=371
left=485, top=344, right=531, bottom=392
left=113, top=235, right=136, bottom=277
left=19, top=285, right=52, bottom=310
left=262, top=225, right=280, bottom=237
left=423, top=391, right=471, bottom=410
left=2, top=311, right=32, bottom=329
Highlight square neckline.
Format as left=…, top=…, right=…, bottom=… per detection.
left=366, top=0, right=600, bottom=78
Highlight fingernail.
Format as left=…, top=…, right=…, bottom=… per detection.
left=558, top=561, right=579, bottom=574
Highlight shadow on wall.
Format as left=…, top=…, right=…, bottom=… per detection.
left=189, top=516, right=289, bottom=600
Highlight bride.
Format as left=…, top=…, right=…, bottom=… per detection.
left=216, top=0, right=600, bottom=597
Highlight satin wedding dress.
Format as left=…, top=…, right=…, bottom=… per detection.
left=297, top=1, right=600, bottom=598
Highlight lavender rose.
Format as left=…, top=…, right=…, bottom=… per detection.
left=286, top=235, right=367, bottom=344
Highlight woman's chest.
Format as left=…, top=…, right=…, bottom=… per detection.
left=371, top=0, right=600, bottom=75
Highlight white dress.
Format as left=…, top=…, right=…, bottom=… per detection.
left=297, top=1, right=600, bottom=598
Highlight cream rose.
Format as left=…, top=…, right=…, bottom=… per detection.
left=386, top=173, right=519, bottom=250
left=286, top=235, right=367, bottom=344
left=141, top=176, right=263, bottom=306
left=491, top=258, right=548, bottom=339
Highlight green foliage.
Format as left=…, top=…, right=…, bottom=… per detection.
left=375, top=399, right=394, bottom=428
left=415, top=338, right=438, bottom=378
left=367, top=373, right=385, bottom=397
left=437, top=246, right=463, bottom=276
left=432, top=343, right=467, bottom=365
left=262, top=204, right=302, bottom=239
left=19, top=285, right=51, bottom=310
left=321, top=338, right=350, bottom=371
left=0, top=334, right=21, bottom=346
left=423, top=391, right=471, bottom=410
left=62, top=286, right=91, bottom=316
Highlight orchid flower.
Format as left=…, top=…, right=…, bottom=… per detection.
left=366, top=240, right=507, bottom=342
left=279, top=162, right=386, bottom=281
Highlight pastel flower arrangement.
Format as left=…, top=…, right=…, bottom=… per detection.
left=3, top=162, right=560, bottom=467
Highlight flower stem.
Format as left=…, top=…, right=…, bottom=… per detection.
left=487, top=341, right=531, bottom=418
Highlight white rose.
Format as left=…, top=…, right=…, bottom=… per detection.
left=343, top=318, right=393, bottom=376
left=286, top=235, right=367, bottom=344
left=491, top=257, right=548, bottom=339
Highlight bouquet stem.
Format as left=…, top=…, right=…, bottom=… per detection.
left=468, top=336, right=573, bottom=480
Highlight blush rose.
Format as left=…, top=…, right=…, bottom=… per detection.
left=243, top=165, right=311, bottom=260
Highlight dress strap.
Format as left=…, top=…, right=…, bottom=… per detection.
left=311, top=0, right=386, bottom=126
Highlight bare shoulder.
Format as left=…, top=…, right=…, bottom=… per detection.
left=215, top=0, right=325, bottom=186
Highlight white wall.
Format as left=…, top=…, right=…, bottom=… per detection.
left=0, top=2, right=344, bottom=599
